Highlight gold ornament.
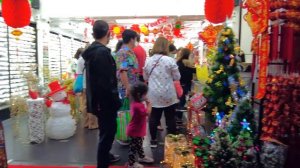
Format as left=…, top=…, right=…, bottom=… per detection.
left=212, top=107, right=218, bottom=116
left=215, top=65, right=224, bottom=74
left=225, top=97, right=234, bottom=107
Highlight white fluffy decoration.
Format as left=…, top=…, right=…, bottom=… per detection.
left=46, top=101, right=76, bottom=140
left=27, top=98, right=45, bottom=144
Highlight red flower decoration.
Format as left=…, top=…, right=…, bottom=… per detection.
left=131, top=24, right=141, bottom=34
left=2, top=0, right=32, bottom=28
left=205, top=0, right=234, bottom=24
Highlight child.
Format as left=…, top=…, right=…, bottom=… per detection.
left=127, top=82, right=154, bottom=168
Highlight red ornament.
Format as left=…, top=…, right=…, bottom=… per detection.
left=2, top=0, right=32, bottom=28
left=45, top=99, right=52, bottom=108
left=131, top=24, right=141, bottom=34
left=205, top=0, right=234, bottom=24
left=29, top=90, right=38, bottom=99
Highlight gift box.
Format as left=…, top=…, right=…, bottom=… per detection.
left=173, top=146, right=195, bottom=168
left=164, top=134, right=187, bottom=167
left=27, top=98, right=45, bottom=144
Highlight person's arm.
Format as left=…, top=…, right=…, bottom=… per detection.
left=143, top=60, right=150, bottom=81
left=145, top=100, right=152, bottom=115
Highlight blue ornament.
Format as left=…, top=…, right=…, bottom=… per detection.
left=223, top=81, right=228, bottom=87
left=237, top=87, right=246, bottom=97
left=241, top=119, right=251, bottom=131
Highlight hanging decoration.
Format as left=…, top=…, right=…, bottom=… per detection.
left=198, top=25, right=224, bottom=48
left=204, top=0, right=234, bottom=24
left=111, top=25, right=124, bottom=39
left=148, top=16, right=169, bottom=27
left=2, top=0, right=32, bottom=28
left=243, top=0, right=269, bottom=37
left=173, top=21, right=183, bottom=38
left=255, top=33, right=269, bottom=99
left=130, top=24, right=141, bottom=34
left=186, top=42, right=194, bottom=51
left=84, top=17, right=95, bottom=26
left=140, top=24, right=149, bottom=36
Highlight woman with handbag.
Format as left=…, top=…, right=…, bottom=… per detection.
left=143, top=37, right=181, bottom=148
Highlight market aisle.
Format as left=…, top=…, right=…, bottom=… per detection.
left=4, top=116, right=165, bottom=167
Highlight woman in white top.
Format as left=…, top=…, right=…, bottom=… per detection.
left=76, top=50, right=98, bottom=130
left=143, top=37, right=181, bottom=148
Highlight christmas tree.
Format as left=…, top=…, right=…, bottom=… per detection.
left=208, top=127, right=238, bottom=168
left=203, top=27, right=255, bottom=135
left=232, top=130, right=257, bottom=168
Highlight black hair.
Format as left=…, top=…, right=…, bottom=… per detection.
left=136, top=34, right=141, bottom=42
left=169, top=44, right=177, bottom=52
left=130, top=82, right=148, bottom=102
left=115, top=40, right=123, bottom=52
left=178, top=48, right=191, bottom=62
left=93, top=20, right=109, bottom=40
left=74, top=48, right=84, bottom=59
left=122, top=29, right=138, bottom=44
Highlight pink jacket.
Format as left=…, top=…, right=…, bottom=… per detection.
left=126, top=102, right=147, bottom=137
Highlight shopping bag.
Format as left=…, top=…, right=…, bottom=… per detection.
left=196, top=65, right=209, bottom=84
left=174, top=81, right=183, bottom=98
left=73, top=74, right=83, bottom=93
left=116, top=98, right=131, bottom=141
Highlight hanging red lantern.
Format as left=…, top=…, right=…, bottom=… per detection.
left=205, top=0, right=234, bottom=24
left=173, top=21, right=183, bottom=38
left=2, top=0, right=32, bottom=28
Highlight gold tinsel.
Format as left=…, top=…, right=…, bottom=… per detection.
left=10, top=96, right=28, bottom=138
left=21, top=64, right=39, bottom=90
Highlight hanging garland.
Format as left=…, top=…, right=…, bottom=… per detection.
left=198, top=25, right=224, bottom=48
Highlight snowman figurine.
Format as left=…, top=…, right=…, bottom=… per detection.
left=45, top=81, right=76, bottom=140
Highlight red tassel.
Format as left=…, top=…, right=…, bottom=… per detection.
left=205, top=0, right=234, bottom=24
left=270, top=24, right=279, bottom=60
left=2, top=0, right=32, bottom=28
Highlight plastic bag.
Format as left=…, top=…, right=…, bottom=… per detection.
left=73, top=74, right=83, bottom=93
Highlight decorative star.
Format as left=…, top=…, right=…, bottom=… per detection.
left=241, top=119, right=251, bottom=131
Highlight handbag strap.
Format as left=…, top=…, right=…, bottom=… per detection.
left=148, top=56, right=163, bottom=78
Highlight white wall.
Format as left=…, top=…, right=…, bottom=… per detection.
left=240, top=8, right=253, bottom=63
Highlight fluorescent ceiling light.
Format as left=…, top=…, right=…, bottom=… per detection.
left=116, top=18, right=157, bottom=24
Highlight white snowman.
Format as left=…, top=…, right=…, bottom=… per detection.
left=45, top=81, right=76, bottom=140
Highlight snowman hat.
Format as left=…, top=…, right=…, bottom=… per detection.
left=47, top=80, right=67, bottom=97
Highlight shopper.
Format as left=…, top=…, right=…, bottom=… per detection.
left=144, top=37, right=181, bottom=148
left=76, top=48, right=98, bottom=130
left=82, top=20, right=121, bottom=168
left=112, top=40, right=123, bottom=60
left=72, top=48, right=83, bottom=78
left=133, top=35, right=147, bottom=82
left=176, top=48, right=196, bottom=119
left=126, top=82, right=154, bottom=168
left=115, top=29, right=139, bottom=145
left=169, top=43, right=177, bottom=59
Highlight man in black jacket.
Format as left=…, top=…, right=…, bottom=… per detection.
left=82, top=20, right=122, bottom=168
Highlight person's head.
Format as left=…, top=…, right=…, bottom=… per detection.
left=74, top=48, right=84, bottom=59
left=122, top=29, right=138, bottom=49
left=130, top=82, right=148, bottom=102
left=115, top=40, right=123, bottom=53
left=151, top=37, right=169, bottom=56
left=169, top=44, right=177, bottom=54
left=92, top=20, right=110, bottom=45
left=178, top=48, right=191, bottom=62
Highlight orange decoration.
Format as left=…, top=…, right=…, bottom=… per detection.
left=243, top=0, right=269, bottom=37
left=186, top=42, right=194, bottom=51
left=198, top=25, right=224, bottom=48
left=255, top=33, right=269, bottom=99
left=11, top=29, right=23, bottom=37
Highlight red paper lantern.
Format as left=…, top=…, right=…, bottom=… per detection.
left=205, top=0, right=234, bottom=24
left=131, top=24, right=141, bottom=34
left=2, top=0, right=32, bottom=28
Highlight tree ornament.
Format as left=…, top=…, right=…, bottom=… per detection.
left=205, top=0, right=234, bottom=24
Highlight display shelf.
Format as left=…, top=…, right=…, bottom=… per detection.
left=60, top=36, right=72, bottom=75
left=43, top=31, right=50, bottom=84
left=0, top=18, right=9, bottom=105
left=8, top=26, right=37, bottom=98
left=48, top=33, right=61, bottom=79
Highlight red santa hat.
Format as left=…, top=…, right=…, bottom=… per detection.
left=47, top=81, right=67, bottom=97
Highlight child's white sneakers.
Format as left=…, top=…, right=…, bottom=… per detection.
left=128, top=162, right=144, bottom=168
left=138, top=156, right=154, bottom=163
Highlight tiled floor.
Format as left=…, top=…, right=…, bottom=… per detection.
left=3, top=116, right=168, bottom=167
